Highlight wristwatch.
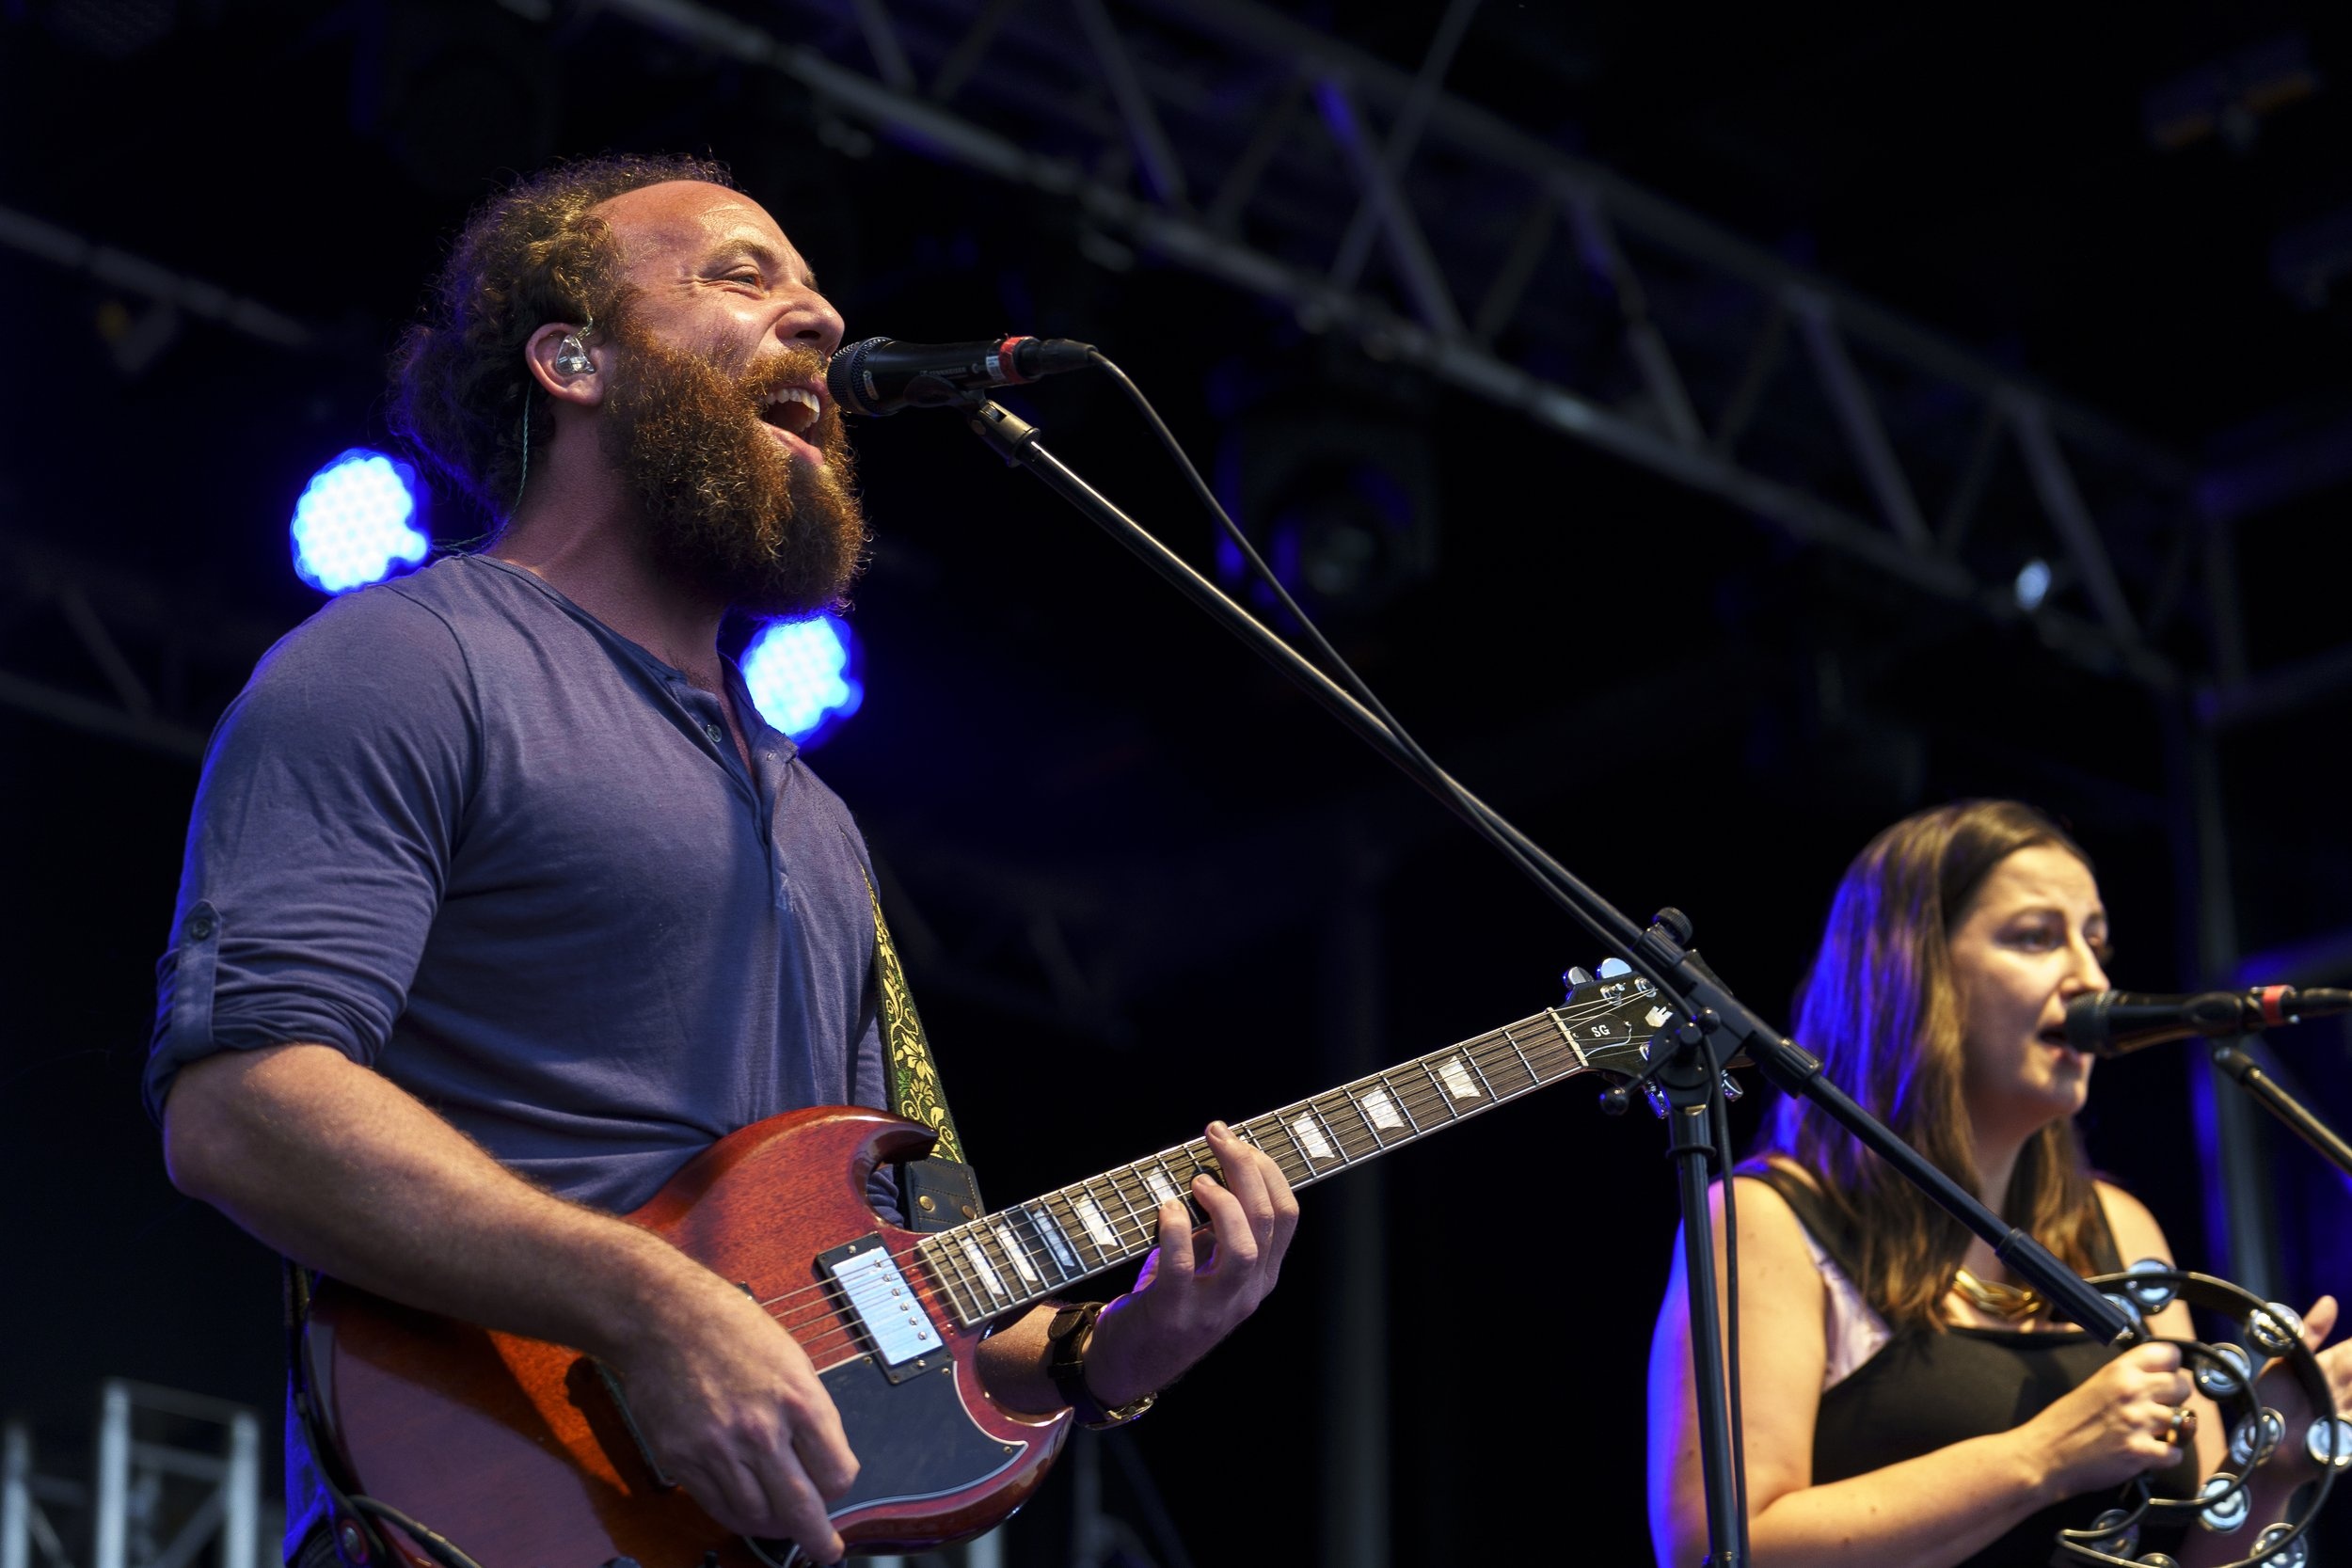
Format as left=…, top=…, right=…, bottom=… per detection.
left=1046, top=1302, right=1159, bottom=1429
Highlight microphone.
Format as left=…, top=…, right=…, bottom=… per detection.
left=2064, top=986, right=2352, bottom=1058
left=826, top=335, right=1095, bottom=417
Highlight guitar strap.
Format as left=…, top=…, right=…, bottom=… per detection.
left=860, top=864, right=987, bottom=1233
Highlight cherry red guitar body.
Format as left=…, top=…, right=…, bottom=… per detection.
left=304, top=1106, right=1071, bottom=1568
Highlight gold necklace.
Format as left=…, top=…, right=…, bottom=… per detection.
left=1952, top=1266, right=2044, bottom=1320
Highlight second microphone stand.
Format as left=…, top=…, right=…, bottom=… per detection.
left=2211, top=1039, right=2352, bottom=1179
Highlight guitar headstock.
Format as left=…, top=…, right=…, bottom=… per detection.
left=1558, top=958, right=1687, bottom=1082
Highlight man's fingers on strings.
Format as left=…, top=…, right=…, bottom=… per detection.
left=1190, top=1171, right=1260, bottom=1273
left=1152, top=1197, right=1199, bottom=1280
left=1201, top=1120, right=1271, bottom=1209
left=746, top=1449, right=843, bottom=1562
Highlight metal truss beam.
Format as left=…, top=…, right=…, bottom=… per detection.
left=600, top=0, right=2199, bottom=689
left=0, top=204, right=315, bottom=371
left=0, top=533, right=283, bottom=763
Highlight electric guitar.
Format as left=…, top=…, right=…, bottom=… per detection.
left=305, top=969, right=1683, bottom=1567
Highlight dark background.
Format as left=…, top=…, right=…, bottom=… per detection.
left=4, top=2, right=2350, bottom=1564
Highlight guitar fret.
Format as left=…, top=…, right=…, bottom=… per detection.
left=1019, top=1201, right=1083, bottom=1284
left=1094, top=1173, right=1148, bottom=1251
left=1141, top=1159, right=1182, bottom=1209
left=997, top=1212, right=1044, bottom=1288
left=1460, top=1046, right=1501, bottom=1101
left=1068, top=1187, right=1121, bottom=1262
left=1257, top=1117, right=1314, bottom=1185
left=1117, top=1166, right=1165, bottom=1232
left=1317, top=1091, right=1375, bottom=1157
left=926, top=1235, right=984, bottom=1324
left=1364, top=1076, right=1419, bottom=1134
left=1416, top=1058, right=1463, bottom=1118
left=1305, top=1101, right=1353, bottom=1164
left=945, top=1231, right=993, bottom=1321
left=1343, top=1084, right=1392, bottom=1148
left=988, top=1217, right=1042, bottom=1289
left=959, top=1230, right=1009, bottom=1306
left=1494, top=1027, right=1539, bottom=1093
left=1284, top=1108, right=1338, bottom=1165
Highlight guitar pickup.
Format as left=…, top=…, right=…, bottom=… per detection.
left=818, top=1235, right=944, bottom=1386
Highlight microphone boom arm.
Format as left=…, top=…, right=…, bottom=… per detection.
left=951, top=383, right=2142, bottom=1568
left=953, top=390, right=2140, bottom=1348
left=2211, top=1040, right=2352, bottom=1180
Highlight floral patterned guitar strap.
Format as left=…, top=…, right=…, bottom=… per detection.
left=860, top=863, right=985, bottom=1233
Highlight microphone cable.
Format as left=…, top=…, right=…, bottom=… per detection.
left=1074, top=348, right=1753, bottom=1531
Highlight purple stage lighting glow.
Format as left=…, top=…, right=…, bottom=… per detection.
left=291, top=449, right=429, bottom=594
left=742, top=612, right=864, bottom=747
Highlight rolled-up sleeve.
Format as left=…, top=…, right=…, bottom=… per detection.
left=146, top=586, right=478, bottom=1119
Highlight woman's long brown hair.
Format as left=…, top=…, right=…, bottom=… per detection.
left=1756, top=800, right=2107, bottom=1328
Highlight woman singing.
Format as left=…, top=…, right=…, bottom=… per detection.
left=1647, top=799, right=2352, bottom=1567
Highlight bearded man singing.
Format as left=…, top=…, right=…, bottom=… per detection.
left=147, top=155, right=1298, bottom=1567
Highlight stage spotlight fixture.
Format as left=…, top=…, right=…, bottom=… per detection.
left=1217, top=409, right=1437, bottom=615
left=742, top=612, right=864, bottom=747
left=291, top=449, right=430, bottom=594
left=2014, top=558, right=2053, bottom=612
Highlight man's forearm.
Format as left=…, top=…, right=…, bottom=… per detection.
left=163, top=1041, right=729, bottom=1364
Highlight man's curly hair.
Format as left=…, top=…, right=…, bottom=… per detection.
left=389, top=153, right=736, bottom=521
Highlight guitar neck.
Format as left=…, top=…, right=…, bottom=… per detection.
left=912, top=1003, right=1603, bottom=1328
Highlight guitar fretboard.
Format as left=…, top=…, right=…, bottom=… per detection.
left=909, top=998, right=1626, bottom=1327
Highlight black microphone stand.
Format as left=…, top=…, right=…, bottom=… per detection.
left=954, top=394, right=2138, bottom=1568
left=2210, top=1039, right=2352, bottom=1179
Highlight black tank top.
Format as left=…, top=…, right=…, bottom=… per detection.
left=1743, top=1164, right=2197, bottom=1567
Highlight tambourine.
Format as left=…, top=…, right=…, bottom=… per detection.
left=2051, top=1263, right=2348, bottom=1567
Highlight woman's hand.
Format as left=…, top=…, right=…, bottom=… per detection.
left=2015, top=1340, right=2196, bottom=1500
left=2251, top=1295, right=2352, bottom=1481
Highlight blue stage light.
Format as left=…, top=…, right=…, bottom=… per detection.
left=291, top=449, right=429, bottom=594
left=742, top=612, right=864, bottom=747
left=2014, top=557, right=2053, bottom=612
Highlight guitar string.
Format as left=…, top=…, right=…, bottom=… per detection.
left=749, top=1025, right=1597, bottom=1324
left=771, top=1041, right=1595, bottom=1363
left=746, top=1022, right=1628, bottom=1353
left=746, top=1012, right=1629, bottom=1331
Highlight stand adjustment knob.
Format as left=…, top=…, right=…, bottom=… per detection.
left=1650, top=907, right=1694, bottom=945
left=1720, top=1073, right=1743, bottom=1102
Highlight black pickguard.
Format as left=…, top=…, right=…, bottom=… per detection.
left=742, top=1354, right=1025, bottom=1566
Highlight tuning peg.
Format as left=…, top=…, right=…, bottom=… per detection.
left=1598, top=958, right=1632, bottom=978
left=1563, top=966, right=1595, bottom=990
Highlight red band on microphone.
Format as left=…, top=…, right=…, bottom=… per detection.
left=994, top=336, right=1034, bottom=385
left=2258, top=985, right=2293, bottom=1026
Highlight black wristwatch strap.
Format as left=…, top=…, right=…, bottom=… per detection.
left=1046, top=1302, right=1158, bottom=1429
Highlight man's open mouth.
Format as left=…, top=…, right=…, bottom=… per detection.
left=760, top=387, right=821, bottom=436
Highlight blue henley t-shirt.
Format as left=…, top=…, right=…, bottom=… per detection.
left=149, top=552, right=890, bottom=1199
left=146, top=553, right=894, bottom=1555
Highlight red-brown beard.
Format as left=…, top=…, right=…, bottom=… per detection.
left=596, top=318, right=866, bottom=619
